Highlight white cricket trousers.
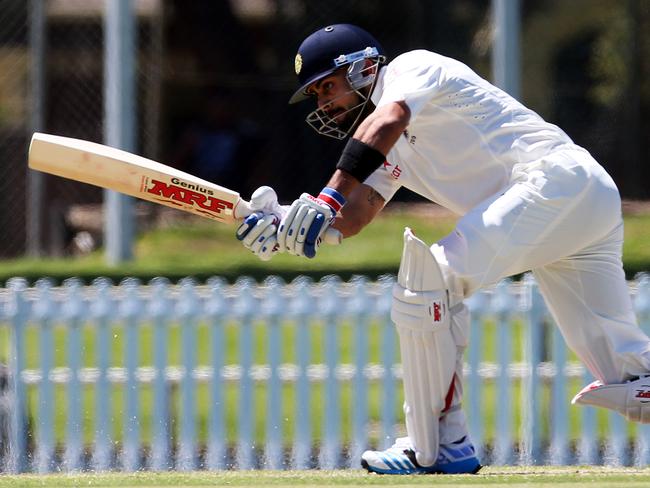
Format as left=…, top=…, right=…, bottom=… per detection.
left=438, top=146, right=650, bottom=384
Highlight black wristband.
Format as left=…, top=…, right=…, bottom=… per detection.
left=335, top=138, right=386, bottom=183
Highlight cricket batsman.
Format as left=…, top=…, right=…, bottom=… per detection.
left=237, top=24, right=650, bottom=474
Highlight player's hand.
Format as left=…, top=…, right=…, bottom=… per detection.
left=236, top=186, right=288, bottom=261
left=236, top=211, right=281, bottom=261
left=277, top=188, right=345, bottom=259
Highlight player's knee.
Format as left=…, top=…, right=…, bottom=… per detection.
left=430, top=243, right=467, bottom=305
left=391, top=284, right=450, bottom=332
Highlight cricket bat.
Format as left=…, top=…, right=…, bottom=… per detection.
left=28, top=132, right=342, bottom=244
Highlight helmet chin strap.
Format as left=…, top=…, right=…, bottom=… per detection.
left=305, top=57, right=384, bottom=140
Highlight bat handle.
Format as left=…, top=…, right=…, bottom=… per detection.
left=322, top=227, right=343, bottom=246
left=235, top=197, right=342, bottom=246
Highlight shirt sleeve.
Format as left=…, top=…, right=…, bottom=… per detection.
left=362, top=156, right=402, bottom=203
left=375, top=50, right=445, bottom=122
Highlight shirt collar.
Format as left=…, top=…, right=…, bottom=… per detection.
left=370, top=65, right=387, bottom=107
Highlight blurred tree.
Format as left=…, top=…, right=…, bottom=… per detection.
left=159, top=0, right=649, bottom=201
left=512, top=0, right=648, bottom=197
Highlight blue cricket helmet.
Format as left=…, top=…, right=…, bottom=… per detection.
left=289, top=24, right=385, bottom=104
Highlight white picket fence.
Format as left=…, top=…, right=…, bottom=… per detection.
left=1, top=273, right=649, bottom=473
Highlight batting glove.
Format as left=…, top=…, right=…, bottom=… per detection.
left=236, top=212, right=282, bottom=261
left=277, top=188, right=345, bottom=258
left=236, top=186, right=288, bottom=261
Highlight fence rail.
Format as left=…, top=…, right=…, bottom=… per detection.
left=1, top=273, right=649, bottom=473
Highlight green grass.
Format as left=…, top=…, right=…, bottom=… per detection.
left=1, top=207, right=648, bottom=285
left=0, top=206, right=456, bottom=284
left=1, top=467, right=650, bottom=487
left=621, top=214, right=650, bottom=278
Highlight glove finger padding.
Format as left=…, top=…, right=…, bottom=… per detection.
left=256, top=234, right=279, bottom=261
left=277, top=199, right=300, bottom=251
left=303, top=212, right=328, bottom=258
left=246, top=215, right=278, bottom=250
left=280, top=203, right=310, bottom=255
left=278, top=193, right=336, bottom=258
left=242, top=213, right=277, bottom=247
left=294, top=207, right=321, bottom=257
left=236, top=212, right=264, bottom=241
left=246, top=217, right=277, bottom=250
left=238, top=212, right=280, bottom=261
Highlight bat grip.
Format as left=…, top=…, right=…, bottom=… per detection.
left=322, top=227, right=343, bottom=246
left=236, top=198, right=342, bottom=246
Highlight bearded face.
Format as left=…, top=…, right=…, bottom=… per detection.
left=304, top=59, right=381, bottom=140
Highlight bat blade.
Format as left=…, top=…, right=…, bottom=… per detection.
left=28, top=132, right=342, bottom=246
left=28, top=132, right=243, bottom=223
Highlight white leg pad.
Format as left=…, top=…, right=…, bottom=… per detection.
left=429, top=242, right=472, bottom=444
left=391, top=228, right=457, bottom=467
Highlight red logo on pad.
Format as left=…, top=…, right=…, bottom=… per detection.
left=433, top=302, right=442, bottom=322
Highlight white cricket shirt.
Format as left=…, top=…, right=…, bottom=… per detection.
left=365, top=50, right=575, bottom=215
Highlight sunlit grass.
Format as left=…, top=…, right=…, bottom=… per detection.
left=1, top=208, right=647, bottom=284
left=2, top=466, right=650, bottom=487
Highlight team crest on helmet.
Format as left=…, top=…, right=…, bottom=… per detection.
left=294, top=53, right=303, bottom=75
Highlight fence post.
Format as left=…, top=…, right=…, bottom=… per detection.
left=492, top=279, right=515, bottom=465
left=148, top=277, right=171, bottom=471
left=206, top=277, right=229, bottom=470
left=349, top=276, right=370, bottom=468
left=291, top=278, right=313, bottom=469
left=318, top=276, right=342, bottom=469
left=176, top=278, right=199, bottom=471
left=576, top=367, right=598, bottom=465
left=549, top=315, right=569, bottom=465
left=33, top=279, right=56, bottom=473
left=466, top=289, right=489, bottom=461
left=634, top=274, right=650, bottom=466
left=120, top=278, right=142, bottom=472
left=520, top=274, right=544, bottom=465
left=91, top=278, right=115, bottom=471
left=263, top=276, right=286, bottom=470
left=235, top=278, right=257, bottom=470
left=62, top=278, right=86, bottom=471
left=378, top=275, right=396, bottom=449
left=6, top=278, right=30, bottom=473
left=604, top=411, right=627, bottom=466
left=0, top=362, right=10, bottom=471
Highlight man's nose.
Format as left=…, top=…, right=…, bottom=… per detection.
left=318, top=96, right=332, bottom=111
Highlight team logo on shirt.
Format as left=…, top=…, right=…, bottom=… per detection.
left=383, top=161, right=402, bottom=180
left=403, top=129, right=416, bottom=145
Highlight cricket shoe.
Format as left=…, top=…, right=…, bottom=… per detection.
left=572, top=375, right=650, bottom=423
left=361, top=436, right=481, bottom=475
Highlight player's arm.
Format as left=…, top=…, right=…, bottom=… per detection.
left=276, top=101, right=409, bottom=258
left=325, top=100, right=410, bottom=197
left=332, top=184, right=386, bottom=238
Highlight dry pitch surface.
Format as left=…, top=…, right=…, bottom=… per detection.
left=1, top=467, right=649, bottom=488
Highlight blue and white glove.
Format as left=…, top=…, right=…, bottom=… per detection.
left=236, top=186, right=288, bottom=261
left=277, top=187, right=346, bottom=259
